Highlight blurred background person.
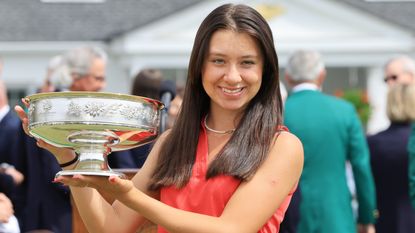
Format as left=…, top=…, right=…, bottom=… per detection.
left=284, top=49, right=377, bottom=233
left=39, top=55, right=72, bottom=93
left=131, top=68, right=162, bottom=100
left=381, top=55, right=415, bottom=213
left=39, top=55, right=66, bottom=93
left=368, top=54, right=415, bottom=136
left=64, top=46, right=107, bottom=92
left=368, top=83, right=415, bottom=233
left=383, top=55, right=415, bottom=211
left=0, top=61, right=24, bottom=197
left=0, top=58, right=21, bottom=233
left=405, top=83, right=415, bottom=209
left=12, top=45, right=108, bottom=233
left=384, top=55, right=415, bottom=87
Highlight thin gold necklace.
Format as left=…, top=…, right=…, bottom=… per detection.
left=204, top=114, right=236, bottom=134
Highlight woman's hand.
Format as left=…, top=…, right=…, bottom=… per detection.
left=55, top=174, right=135, bottom=201
left=14, top=99, right=30, bottom=136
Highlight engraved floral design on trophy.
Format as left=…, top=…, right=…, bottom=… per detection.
left=120, top=104, right=143, bottom=120
left=68, top=101, right=82, bottom=117
left=40, top=99, right=52, bottom=114
left=84, top=101, right=105, bottom=117
left=106, top=103, right=124, bottom=116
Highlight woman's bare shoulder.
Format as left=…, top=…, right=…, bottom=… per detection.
left=271, top=131, right=304, bottom=165
left=274, top=131, right=302, bottom=150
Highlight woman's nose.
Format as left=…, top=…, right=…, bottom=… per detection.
left=223, top=64, right=242, bottom=84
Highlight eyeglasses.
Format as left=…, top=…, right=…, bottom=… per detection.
left=74, top=73, right=105, bottom=82
left=90, top=75, right=105, bottom=82
left=384, top=75, right=398, bottom=83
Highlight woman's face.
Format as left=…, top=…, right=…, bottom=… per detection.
left=202, top=29, right=263, bottom=114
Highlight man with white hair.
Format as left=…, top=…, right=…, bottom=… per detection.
left=283, top=50, right=377, bottom=233
left=384, top=55, right=415, bottom=86
left=396, top=55, right=415, bottom=209
left=381, top=54, right=415, bottom=211
left=63, top=46, right=107, bottom=92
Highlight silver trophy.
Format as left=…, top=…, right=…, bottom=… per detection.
left=25, top=91, right=163, bottom=177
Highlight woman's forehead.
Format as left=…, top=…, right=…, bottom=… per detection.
left=208, top=30, right=261, bottom=57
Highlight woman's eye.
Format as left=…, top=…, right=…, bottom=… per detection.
left=212, top=59, right=225, bottom=64
left=242, top=60, right=255, bottom=66
left=242, top=60, right=255, bottom=67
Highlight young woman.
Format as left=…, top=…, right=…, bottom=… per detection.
left=16, top=4, right=303, bottom=233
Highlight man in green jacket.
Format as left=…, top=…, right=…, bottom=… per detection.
left=284, top=50, right=377, bottom=233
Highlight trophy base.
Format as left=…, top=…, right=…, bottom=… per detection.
left=55, top=170, right=125, bottom=178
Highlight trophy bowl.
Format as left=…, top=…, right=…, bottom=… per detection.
left=25, top=91, right=163, bottom=178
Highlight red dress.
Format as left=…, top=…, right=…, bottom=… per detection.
left=159, top=123, right=295, bottom=233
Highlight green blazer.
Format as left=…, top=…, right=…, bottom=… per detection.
left=408, top=124, right=415, bottom=208
left=284, top=90, right=377, bottom=233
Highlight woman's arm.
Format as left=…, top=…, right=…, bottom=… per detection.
left=110, top=131, right=304, bottom=233
left=68, top=134, right=165, bottom=233
left=15, top=104, right=161, bottom=233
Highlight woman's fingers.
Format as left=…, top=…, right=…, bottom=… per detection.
left=54, top=174, right=89, bottom=188
left=14, top=105, right=26, bottom=119
left=14, top=104, right=31, bottom=136
left=108, top=175, right=133, bottom=192
left=21, top=97, right=29, bottom=107
left=54, top=174, right=133, bottom=195
left=55, top=174, right=105, bottom=188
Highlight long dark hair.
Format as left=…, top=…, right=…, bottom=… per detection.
left=149, top=4, right=282, bottom=190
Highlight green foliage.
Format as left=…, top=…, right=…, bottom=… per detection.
left=335, top=89, right=370, bottom=126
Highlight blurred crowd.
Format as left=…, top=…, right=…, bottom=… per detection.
left=1, top=45, right=415, bottom=233
left=0, top=46, right=183, bottom=233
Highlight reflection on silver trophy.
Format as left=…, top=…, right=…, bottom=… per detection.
left=26, top=91, right=163, bottom=177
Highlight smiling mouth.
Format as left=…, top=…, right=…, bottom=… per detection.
left=222, top=87, right=243, bottom=94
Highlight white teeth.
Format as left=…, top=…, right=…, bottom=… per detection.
left=222, top=87, right=243, bottom=94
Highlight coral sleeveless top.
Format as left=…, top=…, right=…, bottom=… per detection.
left=159, top=123, right=295, bottom=233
